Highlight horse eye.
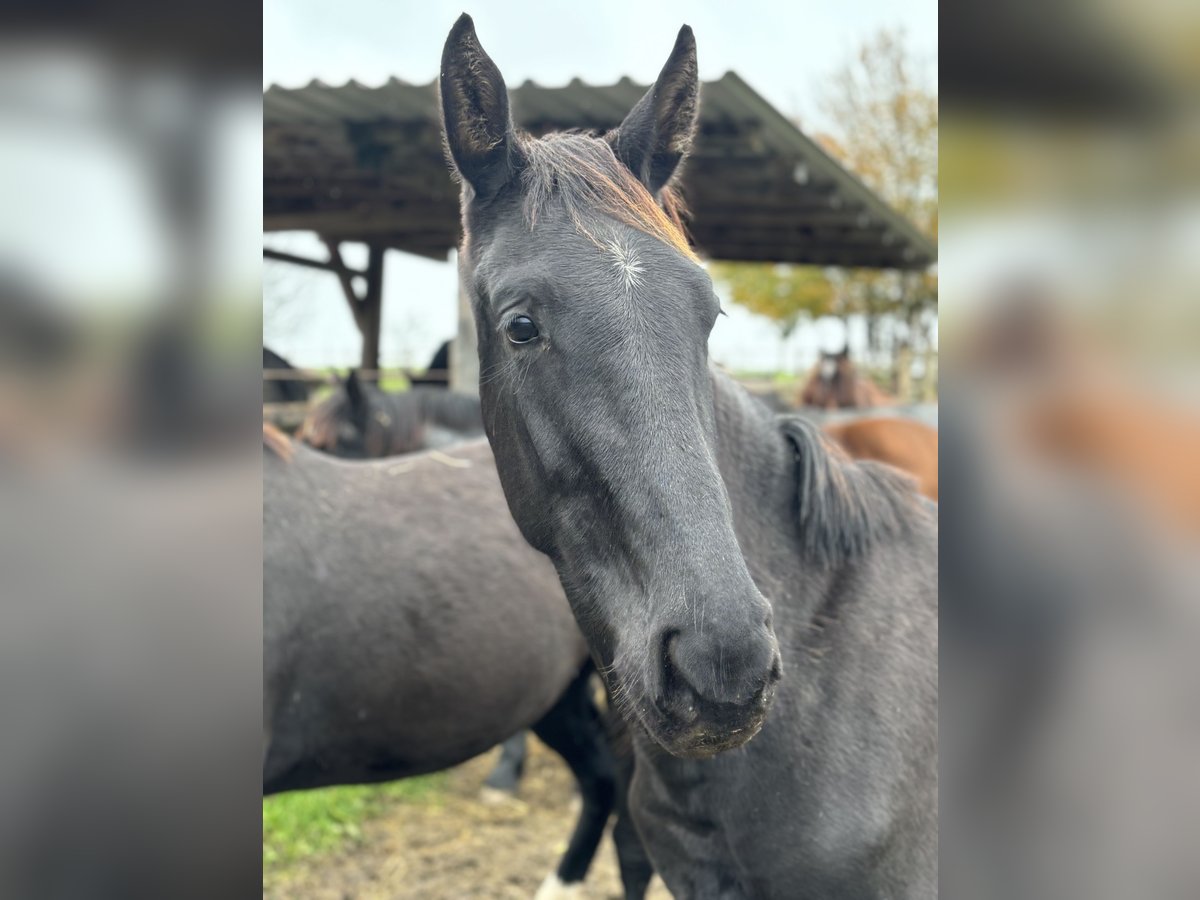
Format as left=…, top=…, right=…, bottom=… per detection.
left=506, top=315, right=539, bottom=344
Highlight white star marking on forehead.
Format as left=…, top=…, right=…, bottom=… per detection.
left=606, top=237, right=645, bottom=294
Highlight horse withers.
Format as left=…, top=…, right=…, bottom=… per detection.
left=263, top=426, right=638, bottom=897
left=441, top=16, right=937, bottom=898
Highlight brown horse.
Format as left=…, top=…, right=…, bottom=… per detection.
left=957, top=296, right=1200, bottom=535
left=1013, top=386, right=1200, bottom=535
left=799, top=348, right=896, bottom=409
left=823, top=417, right=939, bottom=501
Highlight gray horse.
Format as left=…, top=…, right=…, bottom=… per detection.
left=440, top=15, right=937, bottom=898
left=263, top=427, right=627, bottom=896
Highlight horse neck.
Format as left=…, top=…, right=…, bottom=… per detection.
left=708, top=367, right=797, bottom=547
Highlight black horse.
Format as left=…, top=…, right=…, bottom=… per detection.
left=262, top=346, right=309, bottom=405
left=409, top=339, right=452, bottom=387
left=264, top=426, right=630, bottom=897
left=299, top=370, right=483, bottom=458
left=297, top=369, right=531, bottom=796
left=441, top=16, right=937, bottom=898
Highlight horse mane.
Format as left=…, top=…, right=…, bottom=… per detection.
left=263, top=421, right=293, bottom=461
left=518, top=131, right=697, bottom=262
left=778, top=415, right=923, bottom=567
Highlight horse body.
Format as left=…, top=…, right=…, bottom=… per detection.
left=440, top=16, right=937, bottom=897
left=296, top=373, right=535, bottom=795
left=264, top=435, right=584, bottom=789
left=824, top=416, right=939, bottom=500
left=264, top=432, right=621, bottom=892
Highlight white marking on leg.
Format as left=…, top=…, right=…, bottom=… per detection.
left=479, top=786, right=519, bottom=806
left=534, top=872, right=583, bottom=900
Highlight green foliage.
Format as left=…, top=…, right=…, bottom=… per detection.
left=710, top=263, right=838, bottom=336
left=817, top=29, right=938, bottom=326
left=263, top=775, right=447, bottom=870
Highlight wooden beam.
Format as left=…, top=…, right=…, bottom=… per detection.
left=691, top=213, right=878, bottom=234
left=321, top=235, right=453, bottom=263
left=703, top=244, right=930, bottom=269
left=264, top=209, right=458, bottom=235
left=320, top=238, right=368, bottom=333
left=692, top=227, right=889, bottom=248
left=262, top=247, right=367, bottom=277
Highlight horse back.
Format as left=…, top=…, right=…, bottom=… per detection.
left=824, top=417, right=939, bottom=500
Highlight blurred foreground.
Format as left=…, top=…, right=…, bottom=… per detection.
left=0, top=6, right=262, bottom=899
left=941, top=0, right=1200, bottom=896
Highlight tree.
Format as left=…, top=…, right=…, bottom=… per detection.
left=710, top=30, right=937, bottom=397
left=818, top=30, right=938, bottom=396
left=709, top=262, right=838, bottom=340
left=263, top=260, right=313, bottom=347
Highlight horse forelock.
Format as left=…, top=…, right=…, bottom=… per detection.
left=517, top=132, right=697, bottom=262
left=779, top=415, right=923, bottom=567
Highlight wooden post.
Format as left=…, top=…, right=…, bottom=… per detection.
left=360, top=244, right=385, bottom=376
left=319, top=239, right=368, bottom=334
left=450, top=272, right=479, bottom=396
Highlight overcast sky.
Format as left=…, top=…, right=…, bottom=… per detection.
left=263, top=0, right=937, bottom=371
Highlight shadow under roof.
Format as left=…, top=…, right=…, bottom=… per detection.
left=265, top=72, right=936, bottom=270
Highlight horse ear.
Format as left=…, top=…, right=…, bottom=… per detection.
left=345, top=370, right=368, bottom=418
left=607, top=25, right=699, bottom=195
left=440, top=14, right=521, bottom=201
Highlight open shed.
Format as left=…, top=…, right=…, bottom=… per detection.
left=264, top=72, right=936, bottom=386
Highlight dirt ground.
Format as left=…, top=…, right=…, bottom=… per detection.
left=265, top=738, right=672, bottom=900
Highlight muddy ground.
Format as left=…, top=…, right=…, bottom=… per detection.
left=265, top=738, right=672, bottom=899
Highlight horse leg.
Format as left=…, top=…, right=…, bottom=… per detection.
left=610, top=731, right=654, bottom=900
left=531, top=664, right=616, bottom=900
left=481, top=730, right=528, bottom=799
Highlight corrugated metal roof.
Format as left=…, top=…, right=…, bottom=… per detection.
left=265, top=73, right=935, bottom=269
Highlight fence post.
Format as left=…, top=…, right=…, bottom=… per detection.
left=450, top=269, right=479, bottom=396
left=359, top=244, right=385, bottom=376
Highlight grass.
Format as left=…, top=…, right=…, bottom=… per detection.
left=263, top=774, right=448, bottom=871
left=309, top=367, right=413, bottom=395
